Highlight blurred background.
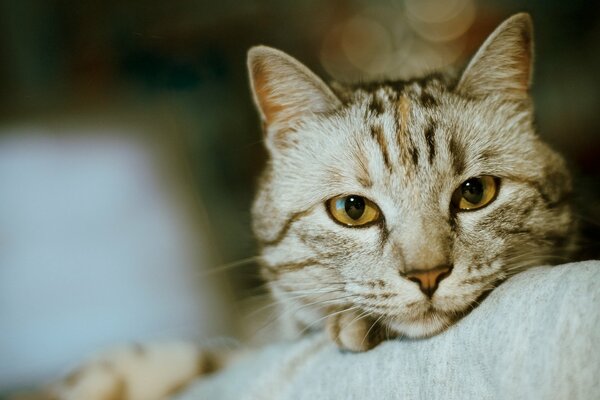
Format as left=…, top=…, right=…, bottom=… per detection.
left=0, top=0, right=599, bottom=395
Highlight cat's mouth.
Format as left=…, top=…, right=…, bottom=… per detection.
left=384, top=304, right=468, bottom=338
left=384, top=276, right=503, bottom=338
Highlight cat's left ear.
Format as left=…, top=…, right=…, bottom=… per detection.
left=456, top=13, right=533, bottom=100
left=247, top=46, right=341, bottom=131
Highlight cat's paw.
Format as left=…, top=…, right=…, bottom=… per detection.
left=326, top=309, right=385, bottom=352
left=48, top=342, right=219, bottom=400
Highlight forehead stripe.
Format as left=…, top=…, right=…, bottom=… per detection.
left=420, top=89, right=439, bottom=108
left=425, top=120, right=437, bottom=165
left=397, top=95, right=410, bottom=134
left=395, top=95, right=417, bottom=169
left=449, top=137, right=466, bottom=176
left=368, top=94, right=385, bottom=116
left=370, top=124, right=392, bottom=171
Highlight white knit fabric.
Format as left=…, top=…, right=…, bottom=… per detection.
left=177, top=261, right=600, bottom=400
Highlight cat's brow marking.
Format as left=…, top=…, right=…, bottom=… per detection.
left=425, top=119, right=437, bottom=165
left=368, top=94, right=385, bottom=116
left=395, top=94, right=412, bottom=168
left=355, top=149, right=373, bottom=188
left=357, top=174, right=373, bottom=189
left=260, top=209, right=312, bottom=246
left=396, top=94, right=410, bottom=131
left=409, top=138, right=420, bottom=167
left=419, top=89, right=439, bottom=108
left=449, top=136, right=465, bottom=175
left=370, top=124, right=392, bottom=171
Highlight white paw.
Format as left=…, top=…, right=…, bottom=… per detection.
left=51, top=342, right=203, bottom=400
left=326, top=310, right=385, bottom=352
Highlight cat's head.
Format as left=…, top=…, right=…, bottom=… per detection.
left=248, top=13, right=575, bottom=337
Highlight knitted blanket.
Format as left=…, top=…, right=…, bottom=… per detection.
left=177, top=261, right=600, bottom=400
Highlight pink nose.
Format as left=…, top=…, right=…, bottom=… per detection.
left=405, top=266, right=452, bottom=297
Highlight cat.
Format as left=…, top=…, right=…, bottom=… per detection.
left=47, top=13, right=576, bottom=400
left=249, top=12, right=574, bottom=351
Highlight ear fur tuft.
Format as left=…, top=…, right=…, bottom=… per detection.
left=457, top=13, right=534, bottom=100
left=247, top=46, right=341, bottom=129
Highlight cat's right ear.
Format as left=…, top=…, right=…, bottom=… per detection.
left=247, top=46, right=341, bottom=138
left=456, top=13, right=533, bottom=100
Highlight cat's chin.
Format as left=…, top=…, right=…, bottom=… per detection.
left=386, top=312, right=454, bottom=338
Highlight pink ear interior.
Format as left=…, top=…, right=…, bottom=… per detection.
left=250, top=58, right=286, bottom=126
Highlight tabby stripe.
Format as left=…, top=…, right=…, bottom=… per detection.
left=358, top=303, right=397, bottom=311
left=396, top=95, right=410, bottom=133
left=368, top=95, right=385, bottom=116
left=506, top=177, right=571, bottom=208
left=356, top=150, right=373, bottom=188
left=357, top=174, right=373, bottom=188
left=449, top=137, right=465, bottom=175
left=370, top=124, right=392, bottom=171
left=260, top=209, right=310, bottom=246
left=262, top=259, right=322, bottom=277
left=462, top=270, right=500, bottom=285
left=297, top=233, right=337, bottom=257
left=379, top=223, right=390, bottom=251
left=395, top=95, right=411, bottom=168
left=425, top=120, right=437, bottom=165
left=466, top=264, right=484, bottom=273
left=448, top=214, right=458, bottom=233
left=534, top=184, right=571, bottom=208
left=403, top=300, right=420, bottom=308
left=409, top=140, right=419, bottom=166
left=359, top=292, right=396, bottom=300
left=367, top=279, right=387, bottom=288
left=405, top=96, right=420, bottom=167
left=420, top=90, right=439, bottom=108
left=479, top=202, right=536, bottom=234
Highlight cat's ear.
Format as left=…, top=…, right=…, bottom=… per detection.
left=247, top=46, right=341, bottom=129
left=456, top=13, right=533, bottom=100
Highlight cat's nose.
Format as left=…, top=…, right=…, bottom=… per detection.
left=405, top=266, right=452, bottom=297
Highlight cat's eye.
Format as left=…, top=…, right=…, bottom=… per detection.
left=451, top=176, right=499, bottom=211
left=327, top=195, right=381, bottom=227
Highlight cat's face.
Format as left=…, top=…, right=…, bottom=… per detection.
left=248, top=14, right=575, bottom=338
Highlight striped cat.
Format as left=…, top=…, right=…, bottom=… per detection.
left=49, top=13, right=575, bottom=400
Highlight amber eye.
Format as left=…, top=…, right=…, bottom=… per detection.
left=327, top=195, right=381, bottom=226
left=451, top=176, right=499, bottom=211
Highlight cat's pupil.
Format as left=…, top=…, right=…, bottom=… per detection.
left=345, top=196, right=365, bottom=220
left=461, top=178, right=484, bottom=204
